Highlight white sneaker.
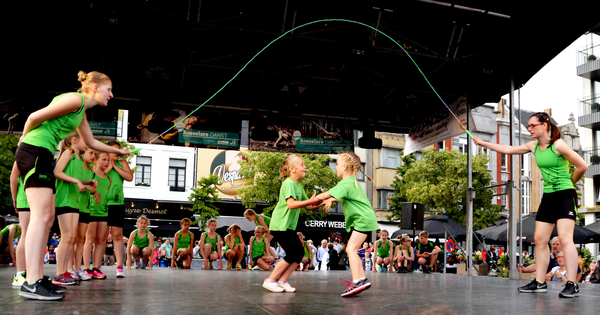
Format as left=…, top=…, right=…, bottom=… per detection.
left=262, top=279, right=284, bottom=293
left=75, top=269, right=92, bottom=281
left=252, top=265, right=261, bottom=270
left=68, top=269, right=80, bottom=280
left=277, top=281, right=296, bottom=293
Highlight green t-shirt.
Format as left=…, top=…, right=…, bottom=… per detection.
left=176, top=230, right=191, bottom=250
left=107, top=161, right=125, bottom=206
left=90, top=173, right=111, bottom=217
left=132, top=229, right=150, bottom=248
left=269, top=178, right=309, bottom=231
left=16, top=177, right=29, bottom=209
left=254, top=214, right=271, bottom=227
left=535, top=143, right=575, bottom=193
left=223, top=233, right=240, bottom=252
left=251, top=236, right=266, bottom=259
left=22, top=93, right=85, bottom=154
left=327, top=176, right=379, bottom=233
left=0, top=224, right=21, bottom=244
left=55, top=153, right=84, bottom=209
left=204, top=232, right=218, bottom=251
left=79, top=167, right=94, bottom=213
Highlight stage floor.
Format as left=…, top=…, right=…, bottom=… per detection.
left=1, top=265, right=599, bottom=314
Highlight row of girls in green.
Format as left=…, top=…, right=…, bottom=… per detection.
left=11, top=71, right=130, bottom=300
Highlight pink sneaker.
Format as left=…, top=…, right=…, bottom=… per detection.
left=91, top=268, right=107, bottom=280
left=116, top=266, right=125, bottom=278
left=83, top=269, right=95, bottom=278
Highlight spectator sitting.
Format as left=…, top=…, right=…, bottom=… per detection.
left=394, top=235, right=415, bottom=273
left=104, top=232, right=115, bottom=266
left=518, top=236, right=561, bottom=274
left=581, top=262, right=599, bottom=283
left=415, top=231, right=440, bottom=273
left=193, top=241, right=201, bottom=258
left=546, top=251, right=582, bottom=283
left=275, top=244, right=286, bottom=261
left=338, top=240, right=348, bottom=270
left=358, top=242, right=367, bottom=270
left=44, top=245, right=57, bottom=264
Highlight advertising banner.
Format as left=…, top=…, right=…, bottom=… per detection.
left=197, top=149, right=250, bottom=199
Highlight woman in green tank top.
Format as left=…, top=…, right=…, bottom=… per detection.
left=393, top=235, right=415, bottom=273
left=13, top=71, right=130, bottom=297
left=474, top=112, right=588, bottom=297
left=224, top=224, right=245, bottom=270
left=199, top=219, right=223, bottom=270
left=171, top=218, right=195, bottom=269
left=249, top=226, right=275, bottom=271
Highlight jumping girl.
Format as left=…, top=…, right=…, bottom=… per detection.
left=315, top=151, right=379, bottom=297
left=105, top=141, right=133, bottom=278
left=172, top=218, right=194, bottom=269
left=199, top=219, right=223, bottom=270
left=262, top=154, right=321, bottom=293
left=223, top=224, right=245, bottom=270
left=15, top=70, right=129, bottom=300
left=474, top=111, right=588, bottom=298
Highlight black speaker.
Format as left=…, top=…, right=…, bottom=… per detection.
left=401, top=202, right=424, bottom=230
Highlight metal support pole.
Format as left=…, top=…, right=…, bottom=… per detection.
left=466, top=101, right=473, bottom=277
left=518, top=87, right=523, bottom=279
left=444, top=230, right=447, bottom=274
left=509, top=77, right=518, bottom=279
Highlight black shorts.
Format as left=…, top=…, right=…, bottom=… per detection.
left=252, top=256, right=262, bottom=265
left=17, top=208, right=30, bottom=212
left=271, top=230, right=303, bottom=264
left=15, top=143, right=56, bottom=193
left=351, top=227, right=370, bottom=235
left=0, top=243, right=7, bottom=253
left=107, top=204, right=125, bottom=227
left=79, top=212, right=91, bottom=224
left=56, top=207, right=79, bottom=216
left=536, top=189, right=577, bottom=224
left=89, top=215, right=108, bottom=223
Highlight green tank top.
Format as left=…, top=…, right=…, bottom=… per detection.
left=79, top=167, right=94, bottom=213
left=132, top=229, right=150, bottom=248
left=377, top=239, right=391, bottom=257
left=254, top=214, right=271, bottom=227
left=16, top=177, right=29, bottom=209
left=55, top=153, right=84, bottom=209
left=223, top=233, right=240, bottom=252
left=90, top=173, right=111, bottom=217
left=1, top=224, right=21, bottom=244
left=401, top=246, right=412, bottom=257
left=304, top=242, right=311, bottom=258
left=107, top=161, right=125, bottom=205
left=535, top=143, right=575, bottom=193
left=204, top=232, right=218, bottom=251
left=251, top=236, right=266, bottom=258
left=177, top=230, right=191, bottom=250
left=22, top=93, right=86, bottom=153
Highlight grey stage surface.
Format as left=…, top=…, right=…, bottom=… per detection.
left=1, top=265, right=600, bottom=315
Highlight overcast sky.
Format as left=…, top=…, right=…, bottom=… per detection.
left=502, top=33, right=600, bottom=144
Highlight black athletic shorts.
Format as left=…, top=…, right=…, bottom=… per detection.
left=15, top=143, right=56, bottom=193
left=17, top=208, right=30, bottom=212
left=107, top=204, right=125, bottom=228
left=271, top=230, right=303, bottom=264
left=536, top=189, right=577, bottom=224
left=56, top=207, right=79, bottom=216
left=79, top=212, right=90, bottom=224
left=89, top=215, right=108, bottom=223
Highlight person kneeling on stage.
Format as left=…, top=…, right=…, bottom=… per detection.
left=416, top=231, right=440, bottom=273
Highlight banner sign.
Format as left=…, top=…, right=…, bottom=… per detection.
left=89, top=121, right=117, bottom=136
left=404, top=97, right=475, bottom=156
left=179, top=129, right=239, bottom=147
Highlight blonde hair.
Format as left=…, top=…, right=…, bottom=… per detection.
left=77, top=70, right=111, bottom=93
left=419, top=231, right=429, bottom=238
left=338, top=152, right=371, bottom=187
left=400, top=235, right=411, bottom=248
left=296, top=232, right=305, bottom=239
left=57, top=131, right=81, bottom=161
left=137, top=215, right=150, bottom=225
left=227, top=223, right=241, bottom=233
left=244, top=209, right=257, bottom=217
left=280, top=154, right=302, bottom=179
left=255, top=226, right=267, bottom=234
left=207, top=219, right=217, bottom=226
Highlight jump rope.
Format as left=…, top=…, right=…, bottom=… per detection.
left=130, top=18, right=473, bottom=154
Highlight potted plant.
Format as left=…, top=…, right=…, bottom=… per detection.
left=591, top=155, right=600, bottom=165
left=589, top=55, right=597, bottom=61
left=592, top=103, right=600, bottom=113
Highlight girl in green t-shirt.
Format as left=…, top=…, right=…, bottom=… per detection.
left=316, top=151, right=378, bottom=297
left=13, top=71, right=130, bottom=300
left=262, top=154, right=321, bottom=293
left=393, top=235, right=415, bottom=273
left=199, top=219, right=223, bottom=270
left=224, top=224, right=245, bottom=270
left=73, top=147, right=97, bottom=281
left=249, top=226, right=274, bottom=271
left=171, top=218, right=195, bottom=269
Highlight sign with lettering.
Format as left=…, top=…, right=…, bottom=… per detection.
left=89, top=121, right=117, bottom=136
left=179, top=129, right=239, bottom=147
left=210, top=150, right=250, bottom=196
left=303, top=220, right=346, bottom=230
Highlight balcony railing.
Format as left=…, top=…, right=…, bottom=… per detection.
left=578, top=94, right=600, bottom=128
left=582, top=147, right=600, bottom=177
left=576, top=43, right=600, bottom=79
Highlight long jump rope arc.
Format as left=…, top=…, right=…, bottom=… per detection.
left=130, top=18, right=473, bottom=154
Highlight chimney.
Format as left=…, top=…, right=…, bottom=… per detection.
left=544, top=108, right=552, bottom=117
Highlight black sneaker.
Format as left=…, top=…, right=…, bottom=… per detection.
left=559, top=281, right=579, bottom=298
left=423, top=266, right=431, bottom=274
left=518, top=279, right=548, bottom=293
left=19, top=279, right=65, bottom=300
left=43, top=276, right=67, bottom=293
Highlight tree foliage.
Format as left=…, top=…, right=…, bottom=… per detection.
left=389, top=149, right=501, bottom=230
left=189, top=174, right=221, bottom=230
left=0, top=135, right=19, bottom=210
left=237, top=151, right=340, bottom=220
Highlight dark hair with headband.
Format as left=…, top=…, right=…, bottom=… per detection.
left=531, top=112, right=561, bottom=145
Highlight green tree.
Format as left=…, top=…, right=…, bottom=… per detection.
left=389, top=149, right=500, bottom=230
left=237, top=151, right=340, bottom=220
left=0, top=135, right=19, bottom=210
left=189, top=174, right=221, bottom=230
